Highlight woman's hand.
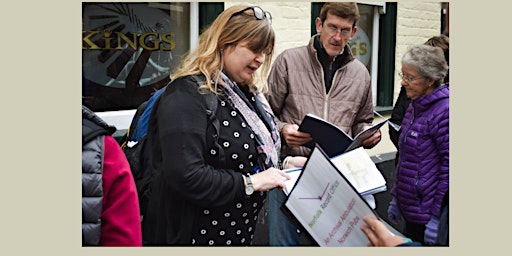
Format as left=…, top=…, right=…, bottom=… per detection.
left=250, top=167, right=291, bottom=191
left=282, top=156, right=308, bottom=169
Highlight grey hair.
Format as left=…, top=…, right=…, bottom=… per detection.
left=402, top=45, right=449, bottom=86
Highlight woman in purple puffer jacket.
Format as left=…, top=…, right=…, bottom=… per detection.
left=388, top=44, right=449, bottom=246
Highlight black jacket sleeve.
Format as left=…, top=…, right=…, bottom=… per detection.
left=154, top=77, right=246, bottom=207
left=389, top=87, right=411, bottom=149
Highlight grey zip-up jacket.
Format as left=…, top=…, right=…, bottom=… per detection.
left=82, top=105, right=115, bottom=245
left=266, top=35, right=374, bottom=157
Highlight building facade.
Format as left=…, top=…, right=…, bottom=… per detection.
left=82, top=1, right=448, bottom=157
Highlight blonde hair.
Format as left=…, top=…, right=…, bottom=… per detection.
left=170, top=5, right=275, bottom=94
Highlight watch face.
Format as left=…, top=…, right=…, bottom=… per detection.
left=245, top=186, right=254, bottom=195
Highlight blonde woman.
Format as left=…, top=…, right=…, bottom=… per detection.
left=141, top=5, right=303, bottom=246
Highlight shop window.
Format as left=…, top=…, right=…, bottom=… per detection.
left=82, top=2, right=191, bottom=113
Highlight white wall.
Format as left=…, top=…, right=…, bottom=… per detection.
left=225, top=2, right=312, bottom=61
left=394, top=2, right=442, bottom=103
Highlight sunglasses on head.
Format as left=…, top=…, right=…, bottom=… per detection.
left=230, top=6, right=272, bottom=24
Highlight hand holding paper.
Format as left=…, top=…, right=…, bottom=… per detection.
left=283, top=147, right=387, bottom=196
left=360, top=125, right=381, bottom=149
left=283, top=145, right=398, bottom=246
left=360, top=216, right=408, bottom=247
left=281, top=124, right=312, bottom=147
left=298, top=113, right=388, bottom=157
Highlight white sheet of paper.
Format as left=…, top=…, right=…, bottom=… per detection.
left=330, top=148, right=387, bottom=195
left=282, top=147, right=386, bottom=196
left=283, top=168, right=301, bottom=195
left=284, top=146, right=382, bottom=246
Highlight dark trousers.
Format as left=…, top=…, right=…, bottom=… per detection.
left=404, top=220, right=426, bottom=245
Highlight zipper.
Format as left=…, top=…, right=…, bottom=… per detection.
left=313, top=52, right=329, bottom=119
left=402, top=103, right=415, bottom=145
left=328, top=56, right=335, bottom=81
left=415, top=175, right=422, bottom=204
left=408, top=103, right=421, bottom=204
left=396, top=102, right=415, bottom=180
left=324, top=56, right=339, bottom=119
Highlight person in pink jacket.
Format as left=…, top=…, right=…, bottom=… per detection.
left=82, top=105, right=142, bottom=246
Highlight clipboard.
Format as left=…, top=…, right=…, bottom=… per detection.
left=282, top=144, right=403, bottom=246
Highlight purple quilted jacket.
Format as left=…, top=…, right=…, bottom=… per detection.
left=391, top=85, right=449, bottom=224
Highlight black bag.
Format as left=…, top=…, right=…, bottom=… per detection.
left=121, top=75, right=224, bottom=218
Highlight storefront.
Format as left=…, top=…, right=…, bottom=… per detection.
left=82, top=2, right=446, bottom=143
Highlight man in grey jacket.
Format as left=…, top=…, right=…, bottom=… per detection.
left=265, top=2, right=381, bottom=246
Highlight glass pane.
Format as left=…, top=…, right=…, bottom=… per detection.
left=349, top=4, right=374, bottom=72
left=82, top=2, right=190, bottom=112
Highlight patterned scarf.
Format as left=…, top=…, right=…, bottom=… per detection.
left=218, top=72, right=281, bottom=171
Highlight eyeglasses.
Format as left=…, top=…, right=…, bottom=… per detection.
left=230, top=6, right=272, bottom=24
left=398, top=72, right=424, bottom=84
left=324, top=24, right=352, bottom=37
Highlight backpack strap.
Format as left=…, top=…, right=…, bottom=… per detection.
left=120, top=100, right=147, bottom=149
left=205, top=93, right=226, bottom=166
left=190, top=75, right=226, bottom=167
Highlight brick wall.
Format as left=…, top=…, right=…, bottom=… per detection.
left=226, top=2, right=312, bottom=61
left=394, top=2, right=442, bottom=101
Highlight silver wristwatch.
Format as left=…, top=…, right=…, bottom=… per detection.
left=245, top=174, right=254, bottom=196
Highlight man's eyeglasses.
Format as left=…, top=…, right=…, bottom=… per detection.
left=324, top=24, right=352, bottom=37
left=230, top=6, right=272, bottom=24
left=398, top=72, right=424, bottom=84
